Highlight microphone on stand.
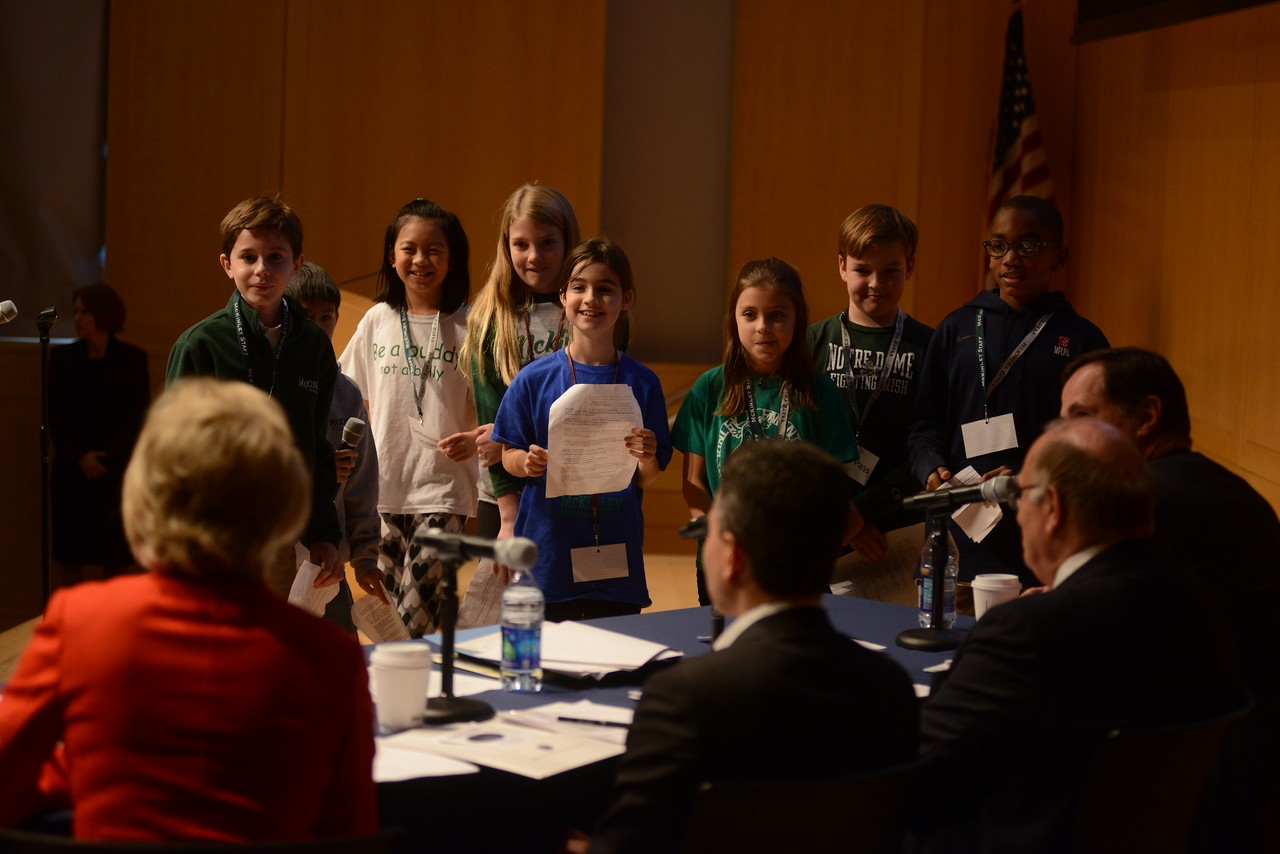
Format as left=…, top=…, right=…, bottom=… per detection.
left=410, top=529, right=539, bottom=725
left=0, top=301, right=16, bottom=324
left=900, top=476, right=1016, bottom=513
left=416, top=529, right=538, bottom=571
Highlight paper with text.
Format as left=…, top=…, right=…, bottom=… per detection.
left=947, top=467, right=1004, bottom=543
left=288, top=559, right=339, bottom=617
left=353, top=591, right=412, bottom=643
left=546, top=383, right=641, bottom=498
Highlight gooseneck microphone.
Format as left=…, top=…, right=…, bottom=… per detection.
left=415, top=529, right=539, bottom=571
left=900, top=475, right=1016, bottom=513
left=340, top=416, right=366, bottom=450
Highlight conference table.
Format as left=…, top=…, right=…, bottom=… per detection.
left=378, top=595, right=970, bottom=852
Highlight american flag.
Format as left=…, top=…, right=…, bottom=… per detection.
left=987, top=4, right=1053, bottom=225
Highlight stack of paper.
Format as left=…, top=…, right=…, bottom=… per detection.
left=455, top=620, right=680, bottom=680
left=384, top=717, right=625, bottom=780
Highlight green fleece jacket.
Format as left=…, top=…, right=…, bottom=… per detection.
left=166, top=293, right=341, bottom=547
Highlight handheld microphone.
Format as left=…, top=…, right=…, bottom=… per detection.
left=415, top=528, right=539, bottom=570
left=0, top=301, right=16, bottom=324
left=901, top=475, right=1016, bottom=512
left=340, top=416, right=366, bottom=450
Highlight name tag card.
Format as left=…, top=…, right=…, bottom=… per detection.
left=571, top=543, right=629, bottom=582
left=961, top=413, right=1018, bottom=459
left=848, top=446, right=880, bottom=486
left=407, top=416, right=441, bottom=449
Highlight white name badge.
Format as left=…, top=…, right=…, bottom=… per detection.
left=407, top=415, right=441, bottom=450
left=570, top=542, right=629, bottom=583
left=960, top=413, right=1018, bottom=459
left=848, top=446, right=880, bottom=486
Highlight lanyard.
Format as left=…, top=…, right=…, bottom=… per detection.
left=976, top=308, right=1053, bottom=421
left=521, top=311, right=567, bottom=366
left=743, top=379, right=791, bottom=441
left=839, top=308, right=904, bottom=438
left=400, top=306, right=442, bottom=422
left=232, top=292, right=290, bottom=397
left=564, top=345, right=621, bottom=546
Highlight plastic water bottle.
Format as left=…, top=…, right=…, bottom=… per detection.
left=917, top=522, right=958, bottom=629
left=501, top=568, right=544, bottom=692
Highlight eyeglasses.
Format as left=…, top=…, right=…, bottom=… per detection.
left=1005, top=481, right=1046, bottom=510
left=982, top=239, right=1061, bottom=259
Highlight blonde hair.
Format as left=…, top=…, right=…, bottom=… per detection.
left=123, top=379, right=310, bottom=579
left=463, top=184, right=580, bottom=387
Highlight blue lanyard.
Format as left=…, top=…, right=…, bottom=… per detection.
left=232, top=292, right=290, bottom=397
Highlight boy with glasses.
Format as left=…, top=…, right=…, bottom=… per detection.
left=907, top=195, right=1107, bottom=586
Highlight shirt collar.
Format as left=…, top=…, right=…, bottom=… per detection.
left=712, top=601, right=799, bottom=651
left=1051, top=542, right=1112, bottom=589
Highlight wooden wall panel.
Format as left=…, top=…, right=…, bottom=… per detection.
left=1071, top=3, right=1280, bottom=511
left=729, top=1, right=1078, bottom=330
left=1070, top=30, right=1171, bottom=344
left=1238, top=11, right=1280, bottom=489
left=284, top=0, right=608, bottom=333
left=730, top=0, right=929, bottom=324
left=104, top=0, right=287, bottom=390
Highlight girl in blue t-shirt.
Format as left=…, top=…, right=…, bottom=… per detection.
left=672, top=257, right=861, bottom=604
left=491, top=238, right=671, bottom=621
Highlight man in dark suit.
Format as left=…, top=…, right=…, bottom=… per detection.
left=1059, top=347, right=1277, bottom=849
left=587, top=440, right=920, bottom=854
left=918, top=417, right=1241, bottom=853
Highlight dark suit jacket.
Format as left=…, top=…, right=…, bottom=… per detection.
left=589, top=605, right=919, bottom=854
left=919, top=539, right=1241, bottom=853
left=0, top=573, right=377, bottom=841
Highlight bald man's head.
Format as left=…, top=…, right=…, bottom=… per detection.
left=1024, top=418, right=1154, bottom=545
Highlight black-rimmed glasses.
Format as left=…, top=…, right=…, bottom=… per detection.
left=982, top=239, right=1062, bottom=259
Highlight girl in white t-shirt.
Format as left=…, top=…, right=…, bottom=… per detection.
left=340, top=198, right=479, bottom=637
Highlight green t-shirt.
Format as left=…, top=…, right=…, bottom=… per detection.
left=671, top=366, right=858, bottom=497
left=807, top=311, right=933, bottom=528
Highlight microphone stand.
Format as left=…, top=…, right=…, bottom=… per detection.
left=896, top=510, right=967, bottom=652
left=37, top=307, right=57, bottom=606
left=422, top=545, right=494, bottom=725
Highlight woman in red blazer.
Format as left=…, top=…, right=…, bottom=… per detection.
left=0, top=379, right=378, bottom=841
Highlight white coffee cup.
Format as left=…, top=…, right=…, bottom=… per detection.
left=369, top=642, right=434, bottom=734
left=972, top=573, right=1022, bottom=619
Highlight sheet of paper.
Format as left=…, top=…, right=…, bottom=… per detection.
left=457, top=559, right=503, bottom=628
left=503, top=700, right=636, bottom=746
left=288, top=560, right=339, bottom=617
left=456, top=620, right=680, bottom=679
left=384, top=718, right=624, bottom=780
left=445, top=670, right=502, bottom=698
left=545, top=383, right=641, bottom=498
left=353, top=591, right=412, bottom=643
left=947, top=467, right=1004, bottom=543
left=374, top=740, right=479, bottom=782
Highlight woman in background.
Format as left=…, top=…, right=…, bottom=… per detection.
left=49, top=283, right=150, bottom=584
